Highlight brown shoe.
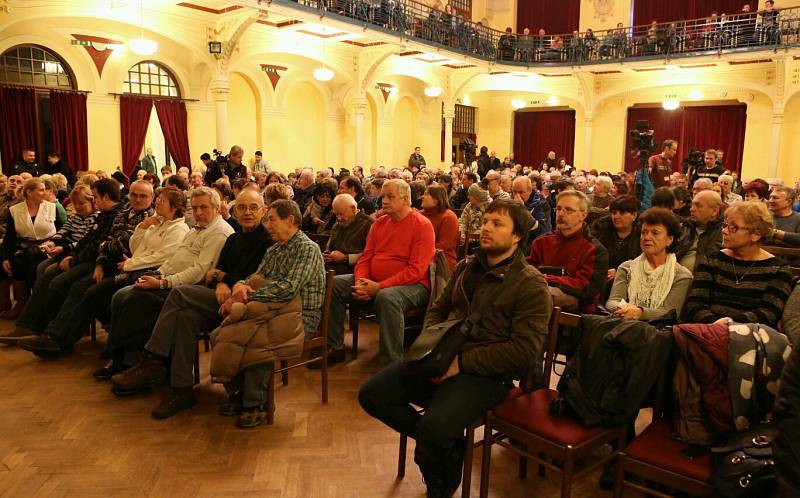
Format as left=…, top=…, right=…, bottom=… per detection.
left=151, top=387, right=195, bottom=419
left=0, top=325, right=39, bottom=345
left=2, top=280, right=28, bottom=320
left=111, top=354, right=166, bottom=394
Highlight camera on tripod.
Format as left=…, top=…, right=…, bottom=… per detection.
left=629, top=120, right=656, bottom=159
left=458, top=139, right=477, bottom=164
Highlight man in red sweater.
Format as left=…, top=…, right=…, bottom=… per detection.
left=327, top=179, right=436, bottom=365
left=527, top=190, right=608, bottom=312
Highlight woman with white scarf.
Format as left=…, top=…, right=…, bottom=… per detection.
left=606, top=208, right=693, bottom=322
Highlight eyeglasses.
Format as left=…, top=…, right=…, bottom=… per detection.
left=722, top=222, right=751, bottom=234
left=235, top=204, right=262, bottom=213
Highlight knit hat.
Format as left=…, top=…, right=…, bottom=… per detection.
left=468, top=183, right=490, bottom=202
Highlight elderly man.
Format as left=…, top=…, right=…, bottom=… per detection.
left=485, top=171, right=510, bottom=200
left=511, top=176, right=549, bottom=239
left=676, top=190, right=723, bottom=272
left=13, top=180, right=155, bottom=354
left=450, top=172, right=478, bottom=210
left=692, top=177, right=714, bottom=197
left=98, top=187, right=234, bottom=383
left=338, top=175, right=375, bottom=215
left=588, top=175, right=612, bottom=209
left=0, top=179, right=125, bottom=344
left=648, top=139, right=678, bottom=189
left=293, top=169, right=316, bottom=213
left=327, top=179, right=435, bottom=366
left=108, top=189, right=273, bottom=419
left=718, top=174, right=742, bottom=204
left=360, top=199, right=551, bottom=498
left=527, top=190, right=609, bottom=312
left=323, top=194, right=374, bottom=275
left=189, top=171, right=204, bottom=188
left=768, top=186, right=800, bottom=248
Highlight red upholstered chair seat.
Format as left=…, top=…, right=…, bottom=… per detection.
left=625, top=419, right=712, bottom=482
left=505, top=386, right=523, bottom=401
left=492, top=389, right=606, bottom=446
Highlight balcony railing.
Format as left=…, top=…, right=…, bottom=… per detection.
left=278, top=0, right=800, bottom=66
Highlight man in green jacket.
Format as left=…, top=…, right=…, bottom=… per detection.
left=359, top=198, right=552, bottom=498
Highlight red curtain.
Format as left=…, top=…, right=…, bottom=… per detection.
left=0, top=86, right=39, bottom=176
left=516, top=0, right=581, bottom=35
left=154, top=99, right=191, bottom=170
left=50, top=90, right=89, bottom=172
left=633, top=0, right=758, bottom=25
left=624, top=104, right=747, bottom=175
left=120, top=95, right=153, bottom=176
left=513, top=110, right=575, bottom=168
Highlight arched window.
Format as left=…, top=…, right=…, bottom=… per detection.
left=124, top=61, right=179, bottom=97
left=0, top=44, right=75, bottom=89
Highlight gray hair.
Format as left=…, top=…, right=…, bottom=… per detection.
left=595, top=175, right=613, bottom=190
left=775, top=186, right=797, bottom=202
left=693, top=178, right=713, bottom=190
left=512, top=175, right=532, bottom=190
left=383, top=178, right=411, bottom=205
left=557, top=190, right=590, bottom=212
left=190, top=186, right=220, bottom=208
left=130, top=179, right=155, bottom=193
left=229, top=145, right=244, bottom=156
left=333, top=193, right=358, bottom=210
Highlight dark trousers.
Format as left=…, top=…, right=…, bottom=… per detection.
left=45, top=275, right=122, bottom=347
left=16, top=261, right=94, bottom=332
left=107, top=284, right=171, bottom=354
left=358, top=362, right=509, bottom=480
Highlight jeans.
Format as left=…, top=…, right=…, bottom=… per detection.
left=224, top=309, right=322, bottom=408
left=328, top=274, right=429, bottom=365
left=358, top=362, right=510, bottom=482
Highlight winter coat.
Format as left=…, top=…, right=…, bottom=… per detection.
left=549, top=315, right=673, bottom=428
left=425, top=249, right=552, bottom=390
left=774, top=343, right=800, bottom=496
left=209, top=294, right=304, bottom=383
left=590, top=216, right=642, bottom=270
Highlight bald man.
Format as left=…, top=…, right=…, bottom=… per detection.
left=676, top=190, right=723, bottom=272
left=323, top=194, right=374, bottom=275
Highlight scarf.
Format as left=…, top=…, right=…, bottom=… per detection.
left=627, top=252, right=677, bottom=310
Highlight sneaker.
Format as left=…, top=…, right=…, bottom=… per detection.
left=17, top=334, right=65, bottom=357
left=110, top=353, right=166, bottom=394
left=0, top=326, right=39, bottom=345
left=151, top=387, right=195, bottom=419
left=219, top=392, right=244, bottom=417
left=236, top=404, right=268, bottom=429
left=307, top=346, right=346, bottom=369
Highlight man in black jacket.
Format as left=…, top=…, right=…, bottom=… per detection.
left=0, top=178, right=124, bottom=343
left=475, top=146, right=492, bottom=177
left=13, top=148, right=40, bottom=176
left=337, top=175, right=375, bottom=215
left=449, top=172, right=477, bottom=210
left=43, top=152, right=75, bottom=187
left=359, top=199, right=552, bottom=498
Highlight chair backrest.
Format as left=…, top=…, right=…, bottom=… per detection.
left=542, top=307, right=581, bottom=387
left=318, top=270, right=336, bottom=340
left=308, top=233, right=331, bottom=252
left=763, top=245, right=800, bottom=259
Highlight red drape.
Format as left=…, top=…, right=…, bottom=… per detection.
left=633, top=0, right=758, bottom=25
left=513, top=110, right=575, bottom=168
left=50, top=90, right=89, bottom=172
left=624, top=104, right=747, bottom=175
left=516, top=0, right=581, bottom=35
left=154, top=99, right=191, bottom=170
left=120, top=95, right=153, bottom=176
left=0, top=86, right=39, bottom=176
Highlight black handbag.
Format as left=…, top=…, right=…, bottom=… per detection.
left=403, top=259, right=523, bottom=379
left=711, top=422, right=777, bottom=498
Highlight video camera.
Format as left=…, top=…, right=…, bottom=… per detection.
left=629, top=120, right=656, bottom=159
left=682, top=147, right=704, bottom=171
left=458, top=138, right=477, bottom=164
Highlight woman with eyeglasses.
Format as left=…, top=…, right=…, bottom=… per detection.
left=682, top=201, right=793, bottom=328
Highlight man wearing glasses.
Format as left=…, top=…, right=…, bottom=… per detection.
left=718, top=174, right=743, bottom=205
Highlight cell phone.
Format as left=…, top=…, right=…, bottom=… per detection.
left=679, top=445, right=709, bottom=460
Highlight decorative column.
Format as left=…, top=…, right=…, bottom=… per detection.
left=768, top=109, right=784, bottom=179
left=352, top=95, right=367, bottom=167
left=583, top=113, right=594, bottom=170
left=209, top=77, right=230, bottom=151
left=443, top=102, right=455, bottom=168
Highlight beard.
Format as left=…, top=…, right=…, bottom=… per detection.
left=481, top=240, right=514, bottom=258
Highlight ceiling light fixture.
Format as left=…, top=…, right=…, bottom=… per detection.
left=424, top=86, right=442, bottom=97
left=511, top=99, right=526, bottom=110
left=662, top=99, right=680, bottom=110
left=546, top=96, right=559, bottom=106
left=129, top=0, right=157, bottom=55
left=313, top=66, right=335, bottom=82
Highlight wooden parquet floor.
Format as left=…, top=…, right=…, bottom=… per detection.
left=0, top=319, right=619, bottom=498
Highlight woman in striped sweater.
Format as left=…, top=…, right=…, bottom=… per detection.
left=682, top=201, right=794, bottom=328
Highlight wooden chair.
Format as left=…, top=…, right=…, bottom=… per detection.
left=456, top=233, right=480, bottom=261
left=612, top=350, right=716, bottom=498
left=267, top=269, right=336, bottom=425
left=479, top=309, right=628, bottom=498
left=395, top=307, right=561, bottom=497
left=763, top=245, right=800, bottom=259
left=306, top=233, right=331, bottom=252
left=193, top=331, right=212, bottom=385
